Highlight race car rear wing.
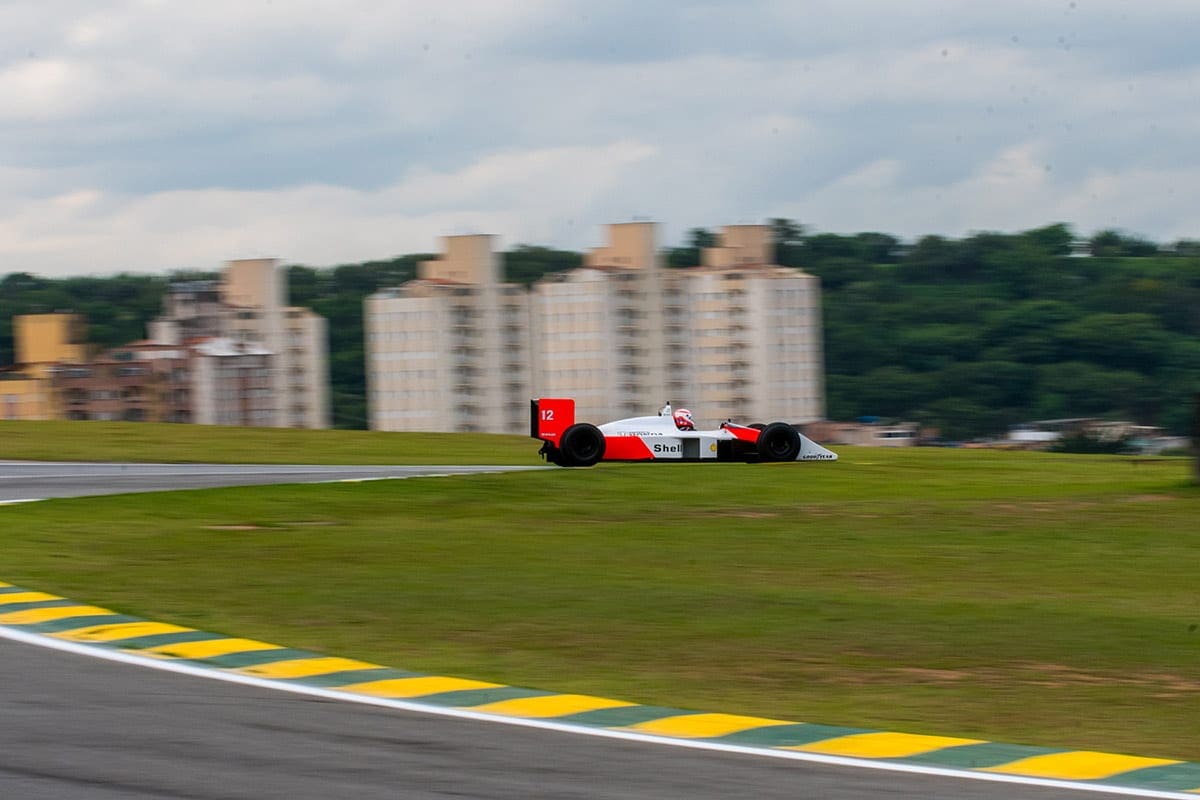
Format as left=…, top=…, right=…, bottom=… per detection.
left=530, top=398, right=576, bottom=446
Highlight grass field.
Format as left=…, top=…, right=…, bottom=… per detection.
left=0, top=420, right=537, bottom=464
left=1, top=422, right=1198, bottom=761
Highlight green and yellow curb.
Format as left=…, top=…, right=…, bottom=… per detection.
left=2, top=580, right=1198, bottom=796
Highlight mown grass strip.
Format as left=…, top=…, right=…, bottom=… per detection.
left=1, top=429, right=1197, bottom=763
left=0, top=420, right=538, bottom=465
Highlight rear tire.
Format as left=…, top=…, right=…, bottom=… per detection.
left=558, top=423, right=606, bottom=467
left=757, top=422, right=801, bottom=462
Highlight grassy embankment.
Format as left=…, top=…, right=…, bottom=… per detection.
left=1, top=421, right=1197, bottom=760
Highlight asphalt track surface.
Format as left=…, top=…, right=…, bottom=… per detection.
left=3, top=637, right=1147, bottom=800
left=0, top=461, right=548, bottom=503
left=0, top=462, right=1160, bottom=799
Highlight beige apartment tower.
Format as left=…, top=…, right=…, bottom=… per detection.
left=367, top=235, right=531, bottom=433
left=15, top=313, right=91, bottom=373
left=530, top=222, right=668, bottom=422
left=534, top=223, right=823, bottom=428
left=0, top=313, right=94, bottom=420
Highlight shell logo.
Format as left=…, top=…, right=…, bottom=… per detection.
left=710, top=442, right=719, bottom=452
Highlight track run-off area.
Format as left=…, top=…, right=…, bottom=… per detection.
left=1, top=461, right=1198, bottom=799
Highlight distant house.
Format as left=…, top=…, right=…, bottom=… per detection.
left=1007, top=418, right=1171, bottom=452
left=803, top=420, right=920, bottom=447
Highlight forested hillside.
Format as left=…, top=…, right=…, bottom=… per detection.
left=3, top=224, right=1198, bottom=436
left=766, top=222, right=1200, bottom=439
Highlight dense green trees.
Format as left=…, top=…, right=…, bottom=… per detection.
left=786, top=221, right=1200, bottom=438
left=0, top=271, right=175, bottom=366
left=2, top=227, right=1197, bottom=436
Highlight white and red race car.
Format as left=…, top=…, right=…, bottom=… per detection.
left=530, top=398, right=838, bottom=467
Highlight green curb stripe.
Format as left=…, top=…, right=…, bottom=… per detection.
left=0, top=598, right=88, bottom=613
left=188, top=648, right=319, bottom=669
left=900, top=741, right=1068, bottom=769
left=281, top=668, right=420, bottom=687
left=14, top=614, right=143, bottom=634
left=2, top=581, right=1197, bottom=796
left=1096, top=762, right=1200, bottom=792
left=713, top=722, right=874, bottom=748
left=102, top=630, right=229, bottom=650
left=555, top=705, right=702, bottom=728
left=413, top=686, right=552, bottom=707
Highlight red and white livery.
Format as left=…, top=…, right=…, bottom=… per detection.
left=530, top=398, right=838, bottom=467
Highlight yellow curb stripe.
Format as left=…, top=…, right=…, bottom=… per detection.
left=338, top=676, right=504, bottom=698
left=982, top=751, right=1181, bottom=780
left=470, top=693, right=636, bottom=718
left=0, top=591, right=62, bottom=605
left=142, top=638, right=282, bottom=660
left=49, top=621, right=194, bottom=642
left=789, top=731, right=987, bottom=758
left=0, top=605, right=114, bottom=625
left=627, top=713, right=796, bottom=739
left=236, top=657, right=384, bottom=679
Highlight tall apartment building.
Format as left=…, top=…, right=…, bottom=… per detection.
left=366, top=235, right=531, bottom=433
left=532, top=223, right=823, bottom=427
left=529, top=222, right=667, bottom=423
left=150, top=259, right=330, bottom=429
left=365, top=222, right=825, bottom=434
left=666, top=225, right=825, bottom=425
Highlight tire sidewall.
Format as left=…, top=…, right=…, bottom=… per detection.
left=559, top=423, right=606, bottom=467
left=757, top=422, right=801, bottom=462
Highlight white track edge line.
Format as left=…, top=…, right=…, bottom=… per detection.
left=0, top=625, right=1190, bottom=800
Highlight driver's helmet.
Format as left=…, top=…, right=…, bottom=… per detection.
left=673, top=408, right=695, bottom=430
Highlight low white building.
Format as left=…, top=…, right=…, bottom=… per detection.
left=189, top=338, right=274, bottom=426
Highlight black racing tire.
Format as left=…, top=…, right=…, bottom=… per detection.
left=749, top=422, right=766, bottom=430
left=757, top=422, right=802, bottom=462
left=558, top=423, right=606, bottom=467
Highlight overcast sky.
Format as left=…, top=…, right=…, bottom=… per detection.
left=3, top=1, right=1199, bottom=277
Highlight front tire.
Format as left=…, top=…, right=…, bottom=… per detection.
left=757, top=422, right=801, bottom=462
left=558, top=423, right=606, bottom=467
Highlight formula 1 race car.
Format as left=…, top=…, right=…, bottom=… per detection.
left=531, top=398, right=838, bottom=467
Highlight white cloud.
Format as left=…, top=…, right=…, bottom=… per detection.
left=2, top=1, right=1200, bottom=276
left=0, top=141, right=657, bottom=274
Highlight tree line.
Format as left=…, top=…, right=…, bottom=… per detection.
left=2, top=224, right=1198, bottom=437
